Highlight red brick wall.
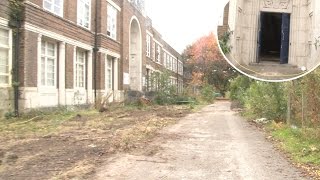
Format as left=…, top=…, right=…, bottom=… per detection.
left=65, top=44, right=74, bottom=89
left=97, top=35, right=121, bottom=53
left=24, top=3, right=94, bottom=45
left=28, top=0, right=42, bottom=7
left=64, top=0, right=77, bottom=24
left=0, top=0, right=9, bottom=19
left=96, top=52, right=105, bottom=90
left=218, top=3, right=230, bottom=38
left=21, top=30, right=39, bottom=87
left=121, top=0, right=147, bottom=90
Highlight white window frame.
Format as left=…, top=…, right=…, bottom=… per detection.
left=146, top=34, right=151, bottom=57
left=0, top=27, right=12, bottom=87
left=77, top=0, right=91, bottom=29
left=173, top=58, right=177, bottom=72
left=156, top=44, right=161, bottom=63
left=40, top=40, right=58, bottom=88
left=105, top=56, right=114, bottom=91
left=178, top=61, right=183, bottom=75
left=166, top=53, right=170, bottom=70
left=74, top=49, right=86, bottom=89
left=152, top=41, right=155, bottom=61
left=107, top=3, right=117, bottom=40
left=43, top=0, right=64, bottom=17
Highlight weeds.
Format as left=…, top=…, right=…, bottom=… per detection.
left=268, top=122, right=320, bottom=165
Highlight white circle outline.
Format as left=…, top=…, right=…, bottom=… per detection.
left=215, top=2, right=320, bottom=83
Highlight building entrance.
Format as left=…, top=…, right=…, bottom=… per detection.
left=258, top=12, right=290, bottom=64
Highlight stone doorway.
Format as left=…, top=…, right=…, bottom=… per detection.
left=129, top=18, right=142, bottom=91
left=258, top=12, right=290, bottom=64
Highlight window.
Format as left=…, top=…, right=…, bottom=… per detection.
left=146, top=35, right=151, bottom=57
left=146, top=68, right=151, bottom=91
left=166, top=53, right=170, bottom=70
left=77, top=0, right=91, bottom=29
left=156, top=44, right=161, bottom=63
left=41, top=40, right=57, bottom=87
left=163, top=52, right=166, bottom=67
left=173, top=58, right=177, bottom=72
left=75, top=50, right=86, bottom=88
left=178, top=61, right=183, bottom=75
left=152, top=41, right=155, bottom=60
left=106, top=56, right=113, bottom=91
left=0, top=28, right=10, bottom=85
left=43, top=0, right=64, bottom=16
left=107, top=4, right=117, bottom=40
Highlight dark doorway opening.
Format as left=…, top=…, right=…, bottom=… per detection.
left=258, top=12, right=290, bottom=64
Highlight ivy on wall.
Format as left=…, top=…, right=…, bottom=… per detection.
left=8, top=0, right=24, bottom=28
left=219, top=31, right=233, bottom=54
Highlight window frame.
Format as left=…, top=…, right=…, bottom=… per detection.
left=146, top=34, right=151, bottom=58
left=77, top=0, right=91, bottom=29
left=74, top=49, right=87, bottom=89
left=173, top=58, right=177, bottom=72
left=156, top=44, right=161, bottom=63
left=105, top=56, right=114, bottom=92
left=40, top=40, right=58, bottom=88
left=43, top=0, right=64, bottom=17
left=0, top=27, right=12, bottom=87
left=152, top=41, right=156, bottom=61
left=107, top=3, right=118, bottom=40
left=163, top=52, right=166, bottom=68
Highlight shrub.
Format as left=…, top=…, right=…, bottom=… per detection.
left=229, top=76, right=252, bottom=105
left=244, top=82, right=287, bottom=121
left=149, top=71, right=177, bottom=105
left=200, top=84, right=216, bottom=103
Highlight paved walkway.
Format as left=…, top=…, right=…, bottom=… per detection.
left=96, top=101, right=306, bottom=180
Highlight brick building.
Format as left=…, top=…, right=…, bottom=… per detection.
left=217, top=2, right=229, bottom=38
left=0, top=0, right=184, bottom=115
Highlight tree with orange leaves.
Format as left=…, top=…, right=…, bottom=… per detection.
left=182, top=32, right=238, bottom=96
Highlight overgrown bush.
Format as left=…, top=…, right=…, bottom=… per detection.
left=219, top=31, right=233, bottom=54
left=229, top=76, right=286, bottom=121
left=229, top=76, right=252, bottom=105
left=244, top=82, right=287, bottom=121
left=149, top=71, right=177, bottom=105
left=200, top=84, right=216, bottom=103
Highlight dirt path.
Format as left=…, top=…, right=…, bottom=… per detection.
left=96, top=101, right=307, bottom=179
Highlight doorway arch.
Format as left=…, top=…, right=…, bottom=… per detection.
left=129, top=17, right=142, bottom=91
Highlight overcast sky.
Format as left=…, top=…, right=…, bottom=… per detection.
left=145, top=0, right=229, bottom=53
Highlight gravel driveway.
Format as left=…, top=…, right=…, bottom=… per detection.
left=96, top=101, right=307, bottom=180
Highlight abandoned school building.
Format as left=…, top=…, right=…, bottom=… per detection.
left=218, top=0, right=320, bottom=80
left=0, top=0, right=184, bottom=115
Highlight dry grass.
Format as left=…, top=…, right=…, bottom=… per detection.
left=0, top=104, right=193, bottom=180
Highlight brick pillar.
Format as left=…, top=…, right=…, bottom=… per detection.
left=87, top=50, right=94, bottom=103
left=59, top=42, right=66, bottom=105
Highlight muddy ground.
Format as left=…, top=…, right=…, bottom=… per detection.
left=0, top=105, right=192, bottom=180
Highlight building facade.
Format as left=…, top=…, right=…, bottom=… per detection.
left=0, top=0, right=183, bottom=115
left=225, top=0, right=320, bottom=71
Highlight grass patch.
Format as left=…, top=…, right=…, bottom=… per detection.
left=267, top=122, right=320, bottom=165
left=0, top=107, right=98, bottom=139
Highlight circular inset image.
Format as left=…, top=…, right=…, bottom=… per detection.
left=217, top=0, right=320, bottom=82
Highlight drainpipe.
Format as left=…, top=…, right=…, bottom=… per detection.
left=93, top=0, right=99, bottom=104
left=13, top=19, right=21, bottom=117
left=176, top=57, right=179, bottom=93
